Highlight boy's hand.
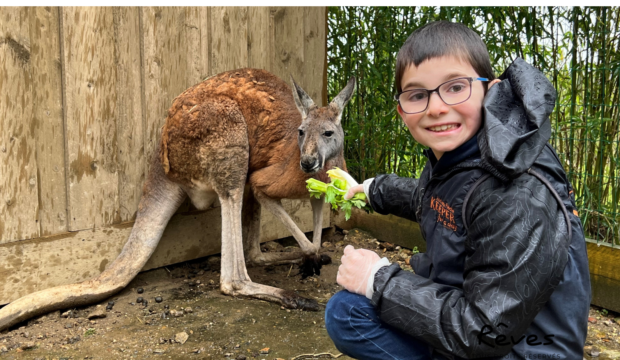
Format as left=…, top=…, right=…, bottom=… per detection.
left=344, top=184, right=365, bottom=201
left=337, top=245, right=380, bottom=296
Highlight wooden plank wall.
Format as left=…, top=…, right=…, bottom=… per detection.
left=0, top=6, right=327, bottom=244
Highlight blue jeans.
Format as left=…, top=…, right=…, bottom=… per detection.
left=325, top=290, right=432, bottom=360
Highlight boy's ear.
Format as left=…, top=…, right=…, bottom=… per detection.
left=396, top=103, right=406, bottom=119
left=488, top=79, right=502, bottom=90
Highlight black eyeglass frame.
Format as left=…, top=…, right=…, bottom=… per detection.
left=394, top=77, right=489, bottom=114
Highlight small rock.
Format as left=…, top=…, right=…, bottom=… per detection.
left=175, top=331, right=189, bottom=345
left=197, top=270, right=205, bottom=276
left=224, top=353, right=234, bottom=357
left=335, top=241, right=345, bottom=247
left=260, top=347, right=270, bottom=354
left=164, top=305, right=170, bottom=309
left=235, top=355, right=247, bottom=360
left=61, top=311, right=71, bottom=318
left=379, top=242, right=395, bottom=251
left=170, top=310, right=183, bottom=318
left=589, top=317, right=597, bottom=324
left=587, top=346, right=601, bottom=357
left=604, top=320, right=611, bottom=326
left=137, top=288, right=144, bottom=294
left=322, top=242, right=333, bottom=248
left=192, top=348, right=202, bottom=354
left=1, top=346, right=8, bottom=353
left=195, top=280, right=201, bottom=285
left=88, top=307, right=107, bottom=320
left=209, top=279, right=215, bottom=285
left=342, top=229, right=349, bottom=235
left=20, top=342, right=36, bottom=350
left=155, top=297, right=163, bottom=303
left=65, top=323, right=73, bottom=329
left=153, top=349, right=164, bottom=354
left=184, top=307, right=193, bottom=314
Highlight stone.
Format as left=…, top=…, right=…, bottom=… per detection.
left=60, top=311, right=71, bottom=318
left=20, top=342, right=36, bottom=350
left=175, top=331, right=189, bottom=345
left=589, top=317, right=597, bottom=324
left=87, top=307, right=107, bottom=320
left=184, top=307, right=193, bottom=314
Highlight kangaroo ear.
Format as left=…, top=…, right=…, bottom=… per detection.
left=290, top=75, right=315, bottom=119
left=330, top=77, right=356, bottom=125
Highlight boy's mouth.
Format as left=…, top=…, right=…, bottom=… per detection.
left=427, top=124, right=460, bottom=132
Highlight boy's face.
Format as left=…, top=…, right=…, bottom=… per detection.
left=397, top=56, right=499, bottom=160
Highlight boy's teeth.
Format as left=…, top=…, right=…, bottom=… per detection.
left=429, top=124, right=457, bottom=132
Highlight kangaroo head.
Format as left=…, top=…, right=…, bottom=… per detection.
left=291, top=76, right=356, bottom=174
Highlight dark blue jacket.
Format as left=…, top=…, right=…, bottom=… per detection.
left=367, top=58, right=591, bottom=359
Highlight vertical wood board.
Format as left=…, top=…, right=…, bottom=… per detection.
left=302, top=7, right=326, bottom=106
left=247, top=7, right=271, bottom=71
left=29, top=7, right=68, bottom=236
left=114, top=7, right=145, bottom=222
left=210, top=7, right=248, bottom=75
left=62, top=7, right=120, bottom=231
left=270, top=7, right=305, bottom=89
left=0, top=7, right=40, bottom=243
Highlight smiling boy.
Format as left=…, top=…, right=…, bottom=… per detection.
left=325, top=21, right=591, bottom=359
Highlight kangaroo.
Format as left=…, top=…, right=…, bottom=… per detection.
left=0, top=68, right=356, bottom=331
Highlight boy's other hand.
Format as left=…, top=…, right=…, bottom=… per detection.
left=344, top=184, right=365, bottom=201
left=337, top=245, right=380, bottom=296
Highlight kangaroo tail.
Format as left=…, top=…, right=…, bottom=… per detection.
left=0, top=155, right=185, bottom=331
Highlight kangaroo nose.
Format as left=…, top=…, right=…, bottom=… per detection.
left=300, top=156, right=319, bottom=173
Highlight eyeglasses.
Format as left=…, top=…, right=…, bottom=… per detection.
left=394, top=77, right=489, bottom=114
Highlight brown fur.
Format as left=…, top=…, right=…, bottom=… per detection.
left=160, top=68, right=345, bottom=200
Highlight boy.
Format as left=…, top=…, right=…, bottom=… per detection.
left=325, top=21, right=591, bottom=359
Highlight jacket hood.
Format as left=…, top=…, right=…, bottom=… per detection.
left=478, top=58, right=556, bottom=180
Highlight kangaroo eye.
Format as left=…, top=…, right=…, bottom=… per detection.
left=324, top=131, right=334, bottom=137
left=298, top=129, right=305, bottom=137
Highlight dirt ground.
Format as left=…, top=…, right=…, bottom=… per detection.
left=1, top=228, right=619, bottom=360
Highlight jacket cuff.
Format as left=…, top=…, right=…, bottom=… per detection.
left=370, top=263, right=401, bottom=307
left=362, top=178, right=374, bottom=203
left=365, top=257, right=391, bottom=299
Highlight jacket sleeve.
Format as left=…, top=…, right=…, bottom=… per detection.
left=370, top=175, right=570, bottom=358
left=367, top=174, right=420, bottom=222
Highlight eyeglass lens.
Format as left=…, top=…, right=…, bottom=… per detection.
left=399, top=78, right=472, bottom=114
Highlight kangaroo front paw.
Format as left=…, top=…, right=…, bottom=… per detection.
left=299, top=254, right=332, bottom=279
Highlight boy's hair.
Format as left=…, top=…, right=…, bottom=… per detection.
left=395, top=21, right=496, bottom=93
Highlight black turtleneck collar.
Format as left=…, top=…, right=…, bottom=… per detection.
left=423, top=134, right=480, bottom=176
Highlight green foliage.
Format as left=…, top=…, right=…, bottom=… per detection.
left=306, top=178, right=372, bottom=220
left=84, top=328, right=96, bottom=337
left=328, top=7, right=620, bottom=244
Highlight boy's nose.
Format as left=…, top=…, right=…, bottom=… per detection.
left=426, top=92, right=449, bottom=117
